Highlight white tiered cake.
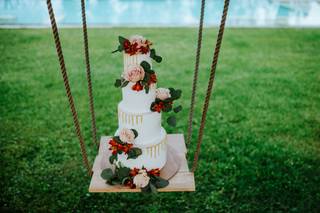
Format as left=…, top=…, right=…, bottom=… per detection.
left=116, top=53, right=167, bottom=170
left=102, top=35, right=182, bottom=191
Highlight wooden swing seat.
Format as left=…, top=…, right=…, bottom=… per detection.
left=89, top=134, right=195, bottom=192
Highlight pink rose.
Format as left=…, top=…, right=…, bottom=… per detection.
left=123, top=65, right=145, bottom=83
left=119, top=128, right=135, bottom=144
left=156, top=88, right=171, bottom=100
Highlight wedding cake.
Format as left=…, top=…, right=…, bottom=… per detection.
left=101, top=35, right=182, bottom=192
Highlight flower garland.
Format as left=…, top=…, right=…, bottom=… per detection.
left=114, top=61, right=157, bottom=94
left=101, top=166, right=169, bottom=193
left=151, top=87, right=182, bottom=126
left=112, top=35, right=162, bottom=63
left=108, top=128, right=142, bottom=164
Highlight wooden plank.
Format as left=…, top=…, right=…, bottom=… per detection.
left=89, top=134, right=195, bottom=193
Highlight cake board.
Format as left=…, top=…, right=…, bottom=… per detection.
left=89, top=134, right=195, bottom=192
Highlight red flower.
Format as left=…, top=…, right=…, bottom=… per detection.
left=108, top=139, right=118, bottom=155
left=132, top=82, right=144, bottom=91
left=140, top=46, right=149, bottom=54
left=123, top=39, right=131, bottom=50
left=130, top=168, right=140, bottom=177
left=148, top=168, right=160, bottom=176
left=124, top=42, right=138, bottom=55
left=121, top=143, right=133, bottom=154
left=152, top=101, right=164, bottom=113
left=149, top=74, right=157, bottom=84
left=124, top=179, right=136, bottom=189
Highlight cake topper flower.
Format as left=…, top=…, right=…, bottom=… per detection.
left=112, top=35, right=162, bottom=63
left=151, top=87, right=182, bottom=126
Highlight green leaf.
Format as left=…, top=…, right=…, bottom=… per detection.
left=121, top=80, right=129, bottom=88
left=154, top=55, right=162, bottom=63
left=114, top=79, right=122, bottom=88
left=121, top=177, right=131, bottom=185
left=113, top=136, right=121, bottom=143
left=154, top=176, right=169, bottom=188
left=109, top=154, right=117, bottom=164
left=168, top=88, right=182, bottom=100
left=131, top=129, right=138, bottom=138
left=150, top=49, right=156, bottom=58
left=145, top=85, right=150, bottom=94
left=127, top=148, right=142, bottom=159
left=167, top=115, right=177, bottom=127
left=162, top=103, right=172, bottom=112
left=150, top=49, right=162, bottom=63
left=118, top=44, right=124, bottom=52
left=149, top=183, right=158, bottom=193
left=173, top=105, right=182, bottom=113
left=101, top=168, right=114, bottom=181
left=112, top=49, right=119, bottom=54
left=144, top=69, right=154, bottom=74
left=144, top=73, right=150, bottom=82
left=140, top=61, right=151, bottom=71
left=118, top=36, right=127, bottom=44
left=116, top=167, right=131, bottom=180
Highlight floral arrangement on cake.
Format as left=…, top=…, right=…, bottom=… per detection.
left=151, top=87, right=182, bottom=126
left=114, top=61, right=157, bottom=93
left=101, top=165, right=169, bottom=193
left=112, top=35, right=162, bottom=62
left=108, top=128, right=142, bottom=164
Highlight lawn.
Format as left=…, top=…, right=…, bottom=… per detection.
left=0, top=28, right=319, bottom=212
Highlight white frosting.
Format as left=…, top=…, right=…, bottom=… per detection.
left=124, top=53, right=152, bottom=71
left=117, top=103, right=161, bottom=145
left=121, top=82, right=156, bottom=113
left=117, top=128, right=167, bottom=170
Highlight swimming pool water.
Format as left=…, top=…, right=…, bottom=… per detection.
left=0, top=0, right=319, bottom=27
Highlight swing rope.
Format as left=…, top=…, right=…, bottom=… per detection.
left=46, top=0, right=92, bottom=176
left=186, top=0, right=206, bottom=147
left=192, top=0, right=230, bottom=172
left=81, top=0, right=98, bottom=149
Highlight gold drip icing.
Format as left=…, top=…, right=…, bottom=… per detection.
left=118, top=109, right=144, bottom=125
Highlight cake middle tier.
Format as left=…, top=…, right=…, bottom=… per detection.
left=117, top=102, right=162, bottom=145
left=121, top=82, right=156, bottom=113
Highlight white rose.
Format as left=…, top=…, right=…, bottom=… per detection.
left=123, top=64, right=145, bottom=83
left=119, top=128, right=135, bottom=144
left=133, top=169, right=150, bottom=188
left=156, top=88, right=171, bottom=100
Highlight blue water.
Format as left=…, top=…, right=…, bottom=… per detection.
left=0, top=0, right=320, bottom=27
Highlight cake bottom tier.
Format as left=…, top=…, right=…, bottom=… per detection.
left=117, top=128, right=167, bottom=170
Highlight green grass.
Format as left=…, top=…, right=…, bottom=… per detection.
left=0, top=28, right=319, bottom=212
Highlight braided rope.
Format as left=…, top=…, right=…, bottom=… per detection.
left=46, top=0, right=92, bottom=176
left=192, top=0, right=230, bottom=172
left=81, top=0, right=98, bottom=149
left=186, top=0, right=206, bottom=147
